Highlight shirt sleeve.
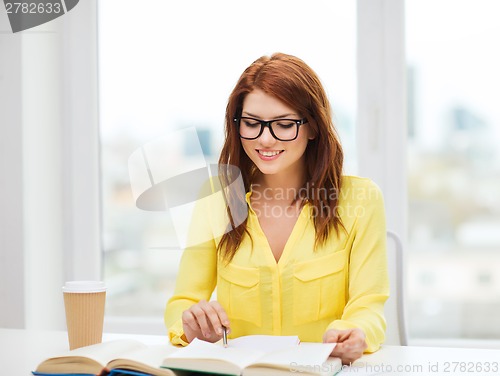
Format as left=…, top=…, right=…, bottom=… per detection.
left=164, top=183, right=220, bottom=345
left=164, top=239, right=218, bottom=346
left=326, top=179, right=389, bottom=353
left=164, top=172, right=249, bottom=345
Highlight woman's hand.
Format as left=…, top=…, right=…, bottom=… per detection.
left=182, top=300, right=230, bottom=343
left=323, top=328, right=367, bottom=365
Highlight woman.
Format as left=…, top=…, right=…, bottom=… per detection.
left=164, top=53, right=389, bottom=364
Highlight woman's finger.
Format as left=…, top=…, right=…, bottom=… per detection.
left=190, top=303, right=213, bottom=338
left=210, top=301, right=231, bottom=332
left=181, top=310, right=199, bottom=332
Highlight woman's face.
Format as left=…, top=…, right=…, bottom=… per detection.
left=240, top=89, right=313, bottom=179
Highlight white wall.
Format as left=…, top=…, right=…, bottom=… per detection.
left=0, top=10, right=25, bottom=329
left=0, top=1, right=100, bottom=330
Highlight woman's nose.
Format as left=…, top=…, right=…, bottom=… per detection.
left=259, top=126, right=276, bottom=145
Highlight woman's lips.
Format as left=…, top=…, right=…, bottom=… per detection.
left=257, top=149, right=284, bottom=160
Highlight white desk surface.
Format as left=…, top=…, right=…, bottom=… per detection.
left=349, top=342, right=500, bottom=375
left=1, top=328, right=499, bottom=375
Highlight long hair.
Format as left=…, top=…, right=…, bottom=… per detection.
left=218, top=53, right=344, bottom=263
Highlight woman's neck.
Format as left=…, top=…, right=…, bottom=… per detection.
left=252, top=171, right=307, bottom=203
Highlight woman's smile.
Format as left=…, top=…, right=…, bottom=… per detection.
left=256, top=149, right=284, bottom=160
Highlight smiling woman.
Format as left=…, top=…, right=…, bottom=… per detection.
left=164, top=52, right=388, bottom=365
left=97, top=0, right=356, bottom=327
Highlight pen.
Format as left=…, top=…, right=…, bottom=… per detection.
left=222, top=326, right=228, bottom=348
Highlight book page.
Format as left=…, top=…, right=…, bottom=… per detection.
left=107, top=345, right=178, bottom=375
left=247, top=342, right=337, bottom=371
left=162, top=338, right=264, bottom=371
left=227, top=335, right=300, bottom=353
left=35, top=339, right=147, bottom=374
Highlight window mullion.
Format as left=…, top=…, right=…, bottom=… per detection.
left=356, top=0, right=407, bottom=244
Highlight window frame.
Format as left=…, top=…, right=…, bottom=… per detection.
left=356, top=0, right=407, bottom=244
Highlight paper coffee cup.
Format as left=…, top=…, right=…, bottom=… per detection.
left=62, top=281, right=106, bottom=350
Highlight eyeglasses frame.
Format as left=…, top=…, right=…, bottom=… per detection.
left=233, top=116, right=308, bottom=142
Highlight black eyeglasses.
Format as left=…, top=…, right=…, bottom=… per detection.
left=233, top=116, right=308, bottom=141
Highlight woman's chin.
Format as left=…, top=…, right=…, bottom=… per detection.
left=254, top=165, right=280, bottom=176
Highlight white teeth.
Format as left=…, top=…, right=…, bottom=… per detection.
left=259, top=150, right=281, bottom=157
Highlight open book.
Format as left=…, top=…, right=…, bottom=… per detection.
left=32, top=339, right=177, bottom=376
left=161, top=335, right=341, bottom=376
left=33, top=335, right=340, bottom=376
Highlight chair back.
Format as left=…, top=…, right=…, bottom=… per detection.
left=384, top=230, right=408, bottom=345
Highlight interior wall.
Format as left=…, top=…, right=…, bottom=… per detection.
left=0, top=10, right=25, bottom=329
left=0, top=1, right=100, bottom=330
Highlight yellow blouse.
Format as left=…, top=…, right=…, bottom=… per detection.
left=164, top=176, right=389, bottom=353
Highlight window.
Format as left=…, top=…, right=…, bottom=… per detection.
left=406, top=0, right=500, bottom=339
left=98, top=0, right=357, bottom=322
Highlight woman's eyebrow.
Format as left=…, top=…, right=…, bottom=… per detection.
left=242, top=111, right=299, bottom=119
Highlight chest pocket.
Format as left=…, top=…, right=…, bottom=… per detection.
left=293, top=249, right=346, bottom=325
left=218, top=263, right=261, bottom=327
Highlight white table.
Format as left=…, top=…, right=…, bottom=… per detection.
left=1, top=328, right=499, bottom=375
left=348, top=343, right=500, bottom=375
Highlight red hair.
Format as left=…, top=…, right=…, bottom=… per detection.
left=218, top=53, right=344, bottom=262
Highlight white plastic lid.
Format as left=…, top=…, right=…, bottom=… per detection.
left=62, top=281, right=106, bottom=293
